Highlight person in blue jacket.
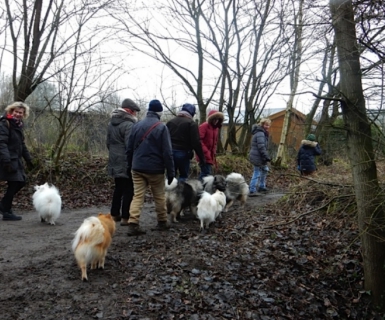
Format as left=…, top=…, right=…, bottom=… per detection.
left=297, top=134, right=322, bottom=176
left=126, top=99, right=175, bottom=236
left=248, top=118, right=272, bottom=196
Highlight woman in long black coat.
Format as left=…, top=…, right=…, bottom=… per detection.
left=297, top=134, right=322, bottom=176
left=0, top=102, right=33, bottom=221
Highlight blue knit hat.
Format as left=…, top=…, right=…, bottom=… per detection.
left=181, top=103, right=196, bottom=117
left=148, top=99, right=163, bottom=112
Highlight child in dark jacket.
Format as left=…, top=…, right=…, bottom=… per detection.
left=297, top=134, right=322, bottom=176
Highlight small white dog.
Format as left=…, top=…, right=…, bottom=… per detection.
left=32, top=182, right=62, bottom=225
left=197, top=189, right=226, bottom=231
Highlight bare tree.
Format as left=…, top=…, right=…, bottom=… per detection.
left=111, top=0, right=292, bottom=154
left=275, top=0, right=304, bottom=165
left=45, top=45, right=122, bottom=167
left=330, top=0, right=385, bottom=309
left=2, top=0, right=114, bottom=101
left=110, top=0, right=220, bottom=123
left=203, top=0, right=291, bottom=153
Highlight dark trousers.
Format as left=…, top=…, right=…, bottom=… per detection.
left=110, top=177, right=134, bottom=220
left=172, top=149, right=191, bottom=182
left=1, top=181, right=26, bottom=212
left=199, top=163, right=213, bottom=181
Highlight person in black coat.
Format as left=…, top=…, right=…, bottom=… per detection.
left=166, top=103, right=205, bottom=182
left=0, top=102, right=33, bottom=221
left=297, top=134, right=322, bottom=176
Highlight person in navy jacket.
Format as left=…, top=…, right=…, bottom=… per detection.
left=297, top=134, right=322, bottom=176
left=126, top=99, right=175, bottom=236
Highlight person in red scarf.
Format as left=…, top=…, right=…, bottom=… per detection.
left=0, top=102, right=33, bottom=220
left=196, top=110, right=224, bottom=180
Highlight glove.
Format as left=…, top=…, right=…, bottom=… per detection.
left=167, top=176, right=174, bottom=186
left=126, top=167, right=132, bottom=178
left=265, top=156, right=272, bottom=162
left=3, top=163, right=16, bottom=173
left=297, top=165, right=301, bottom=171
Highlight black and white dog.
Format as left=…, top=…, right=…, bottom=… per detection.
left=165, top=178, right=203, bottom=223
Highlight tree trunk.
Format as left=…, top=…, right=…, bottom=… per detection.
left=275, top=0, right=304, bottom=166
left=330, top=0, right=385, bottom=310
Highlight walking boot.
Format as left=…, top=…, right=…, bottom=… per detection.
left=112, top=215, right=121, bottom=222
left=120, top=218, right=129, bottom=226
left=127, top=223, right=146, bottom=236
left=3, top=212, right=22, bottom=221
left=151, top=221, right=170, bottom=231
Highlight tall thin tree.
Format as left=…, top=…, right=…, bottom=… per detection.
left=330, top=0, right=385, bottom=309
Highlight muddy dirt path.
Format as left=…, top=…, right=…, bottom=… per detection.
left=0, top=193, right=283, bottom=320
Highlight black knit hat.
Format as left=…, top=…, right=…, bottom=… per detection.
left=148, top=99, right=163, bottom=112
left=121, top=99, right=140, bottom=111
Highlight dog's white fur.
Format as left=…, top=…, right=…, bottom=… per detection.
left=33, top=182, right=62, bottom=225
left=197, top=190, right=226, bottom=231
left=165, top=177, right=178, bottom=191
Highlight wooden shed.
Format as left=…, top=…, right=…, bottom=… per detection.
left=268, top=108, right=313, bottom=150
left=220, top=108, right=316, bottom=153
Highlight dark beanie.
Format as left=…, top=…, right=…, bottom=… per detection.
left=121, top=99, right=140, bottom=111
left=181, top=103, right=196, bottom=117
left=307, top=134, right=316, bottom=141
left=148, top=99, right=163, bottom=112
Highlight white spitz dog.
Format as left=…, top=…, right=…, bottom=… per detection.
left=32, top=182, right=62, bottom=225
left=197, top=189, right=226, bottom=231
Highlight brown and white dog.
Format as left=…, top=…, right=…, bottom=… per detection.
left=72, top=213, right=116, bottom=281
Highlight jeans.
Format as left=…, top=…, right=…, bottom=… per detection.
left=249, top=165, right=269, bottom=193
left=199, top=163, right=213, bottom=181
left=128, top=171, right=167, bottom=224
left=1, top=181, right=26, bottom=212
left=172, top=149, right=191, bottom=182
left=110, top=177, right=134, bottom=219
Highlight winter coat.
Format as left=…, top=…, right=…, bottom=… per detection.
left=297, top=140, right=322, bottom=173
left=166, top=114, right=205, bottom=162
left=249, top=125, right=271, bottom=167
left=196, top=112, right=224, bottom=165
left=106, top=108, right=137, bottom=178
left=126, top=111, right=175, bottom=179
left=0, top=116, right=32, bottom=182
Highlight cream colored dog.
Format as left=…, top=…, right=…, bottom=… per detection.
left=72, top=213, right=116, bottom=281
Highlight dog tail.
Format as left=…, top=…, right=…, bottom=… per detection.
left=165, top=177, right=178, bottom=191
left=202, top=175, right=214, bottom=192
left=72, top=216, right=105, bottom=252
